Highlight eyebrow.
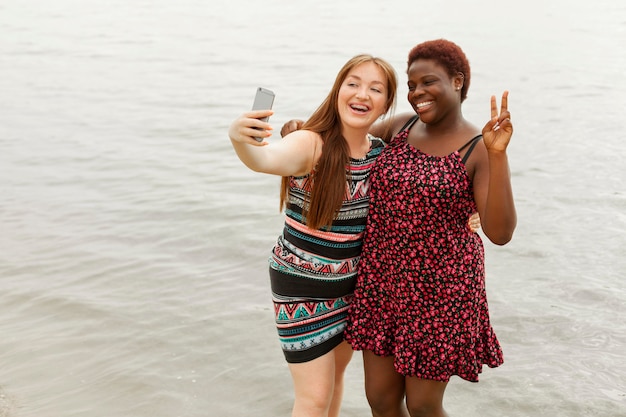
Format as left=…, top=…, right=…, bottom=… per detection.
left=347, top=75, right=385, bottom=85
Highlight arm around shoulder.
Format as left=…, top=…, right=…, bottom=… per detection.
left=369, top=112, right=417, bottom=143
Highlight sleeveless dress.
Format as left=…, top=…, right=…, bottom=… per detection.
left=269, top=135, right=385, bottom=363
left=344, top=117, right=503, bottom=382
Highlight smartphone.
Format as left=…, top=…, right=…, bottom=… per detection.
left=251, top=87, right=275, bottom=141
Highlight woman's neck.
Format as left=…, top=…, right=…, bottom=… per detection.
left=423, top=109, right=467, bottom=134
left=343, top=127, right=371, bottom=159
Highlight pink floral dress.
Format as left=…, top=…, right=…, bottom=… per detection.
left=344, top=118, right=503, bottom=382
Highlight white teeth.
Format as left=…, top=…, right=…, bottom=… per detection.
left=351, top=104, right=368, bottom=111
left=416, top=101, right=433, bottom=108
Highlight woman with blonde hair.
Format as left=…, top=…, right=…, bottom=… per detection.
left=228, top=54, right=397, bottom=417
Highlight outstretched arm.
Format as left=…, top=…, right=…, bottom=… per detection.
left=229, top=110, right=320, bottom=177
left=473, top=91, right=517, bottom=245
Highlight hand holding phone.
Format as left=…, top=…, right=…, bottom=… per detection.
left=251, top=87, right=275, bottom=142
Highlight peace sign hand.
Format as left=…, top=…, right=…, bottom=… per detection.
left=482, top=91, right=513, bottom=153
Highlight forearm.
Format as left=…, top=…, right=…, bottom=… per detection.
left=482, top=151, right=517, bottom=245
left=230, top=138, right=269, bottom=173
left=230, top=131, right=317, bottom=177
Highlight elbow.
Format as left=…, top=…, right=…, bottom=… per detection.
left=485, top=220, right=516, bottom=246
left=490, top=232, right=513, bottom=246
left=249, top=165, right=265, bottom=173
left=237, top=157, right=268, bottom=173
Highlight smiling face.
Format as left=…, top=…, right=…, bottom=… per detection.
left=337, top=61, right=389, bottom=132
left=406, top=59, right=464, bottom=125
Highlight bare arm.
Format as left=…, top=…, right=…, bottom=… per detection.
left=472, top=92, right=517, bottom=245
left=280, top=112, right=416, bottom=143
left=229, top=110, right=320, bottom=177
left=369, top=112, right=416, bottom=143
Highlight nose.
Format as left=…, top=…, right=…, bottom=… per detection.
left=356, top=87, right=369, bottom=100
left=409, top=85, right=424, bottom=101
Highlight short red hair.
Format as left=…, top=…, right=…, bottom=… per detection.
left=407, top=39, right=471, bottom=102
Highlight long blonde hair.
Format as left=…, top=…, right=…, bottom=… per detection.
left=279, top=54, right=397, bottom=229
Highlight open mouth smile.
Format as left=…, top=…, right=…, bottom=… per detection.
left=350, top=104, right=370, bottom=114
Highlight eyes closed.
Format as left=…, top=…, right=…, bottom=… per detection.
left=408, top=78, right=438, bottom=92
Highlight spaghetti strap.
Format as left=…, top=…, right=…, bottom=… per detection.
left=459, top=134, right=482, bottom=164
left=398, top=115, right=419, bottom=133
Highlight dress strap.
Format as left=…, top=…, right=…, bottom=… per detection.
left=458, top=134, right=482, bottom=164
left=398, top=115, right=419, bottom=133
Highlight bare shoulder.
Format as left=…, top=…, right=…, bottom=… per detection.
left=464, top=128, right=489, bottom=177
left=370, top=112, right=417, bottom=142
left=282, top=129, right=323, bottom=150
left=389, top=112, right=419, bottom=131
left=279, top=129, right=323, bottom=171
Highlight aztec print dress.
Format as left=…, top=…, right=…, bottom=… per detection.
left=344, top=117, right=503, bottom=382
left=269, top=135, right=385, bottom=363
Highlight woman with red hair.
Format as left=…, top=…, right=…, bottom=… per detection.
left=344, top=39, right=516, bottom=417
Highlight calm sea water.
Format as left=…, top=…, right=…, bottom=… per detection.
left=1, top=1, right=625, bottom=416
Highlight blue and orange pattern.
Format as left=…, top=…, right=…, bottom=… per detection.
left=269, top=135, right=384, bottom=363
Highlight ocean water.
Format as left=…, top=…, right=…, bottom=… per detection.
left=1, top=0, right=625, bottom=416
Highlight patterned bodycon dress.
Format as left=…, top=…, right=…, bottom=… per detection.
left=269, top=135, right=384, bottom=363
left=344, top=116, right=503, bottom=382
